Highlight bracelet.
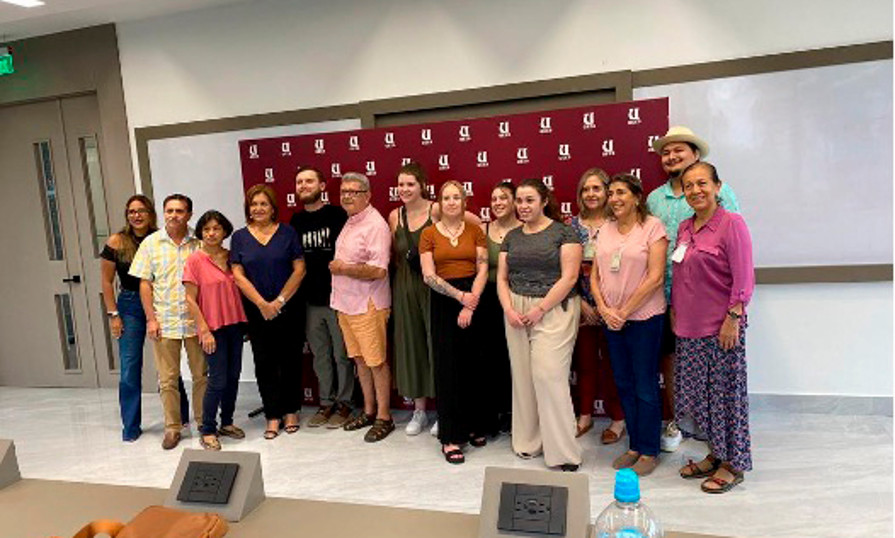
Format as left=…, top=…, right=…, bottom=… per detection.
left=276, top=295, right=287, bottom=305
left=106, top=311, right=119, bottom=318
left=727, top=310, right=742, bottom=320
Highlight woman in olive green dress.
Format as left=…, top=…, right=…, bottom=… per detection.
left=388, top=162, right=437, bottom=436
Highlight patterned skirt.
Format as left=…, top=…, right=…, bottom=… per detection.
left=674, top=325, right=752, bottom=472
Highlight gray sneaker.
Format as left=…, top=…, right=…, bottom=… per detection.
left=326, top=404, right=352, bottom=429
left=308, top=405, right=334, bottom=428
left=660, top=421, right=683, bottom=452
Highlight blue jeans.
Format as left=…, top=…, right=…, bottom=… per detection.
left=201, top=324, right=244, bottom=435
left=117, top=290, right=190, bottom=440
left=604, top=314, right=664, bottom=457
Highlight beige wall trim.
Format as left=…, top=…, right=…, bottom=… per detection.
left=133, top=103, right=360, bottom=199
left=0, top=24, right=135, bottom=241
left=633, top=41, right=893, bottom=88
left=757, top=264, right=892, bottom=284
left=357, top=70, right=632, bottom=128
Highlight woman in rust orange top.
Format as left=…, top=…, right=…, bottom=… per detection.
left=419, top=181, right=489, bottom=464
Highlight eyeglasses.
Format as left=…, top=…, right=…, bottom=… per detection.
left=127, top=209, right=150, bottom=216
left=340, top=189, right=369, bottom=198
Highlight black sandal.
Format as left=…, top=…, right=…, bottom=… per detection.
left=343, top=413, right=375, bottom=431
left=701, top=464, right=744, bottom=494
left=442, top=445, right=465, bottom=464
left=470, top=435, right=487, bottom=448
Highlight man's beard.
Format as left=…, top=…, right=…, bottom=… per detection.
left=300, top=191, right=322, bottom=204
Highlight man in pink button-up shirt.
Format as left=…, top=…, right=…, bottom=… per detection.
left=330, top=172, right=395, bottom=442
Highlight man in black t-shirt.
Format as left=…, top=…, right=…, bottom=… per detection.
left=290, top=166, right=353, bottom=428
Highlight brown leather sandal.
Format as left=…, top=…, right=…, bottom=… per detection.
left=680, top=455, right=721, bottom=479
left=701, top=464, right=744, bottom=493
left=364, top=418, right=395, bottom=443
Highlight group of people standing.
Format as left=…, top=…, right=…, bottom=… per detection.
left=101, top=125, right=755, bottom=494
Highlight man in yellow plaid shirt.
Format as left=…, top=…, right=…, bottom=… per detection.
left=130, top=194, right=207, bottom=450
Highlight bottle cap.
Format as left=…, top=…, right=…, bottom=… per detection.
left=614, top=468, right=640, bottom=503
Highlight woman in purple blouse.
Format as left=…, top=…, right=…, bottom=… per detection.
left=671, top=162, right=754, bottom=494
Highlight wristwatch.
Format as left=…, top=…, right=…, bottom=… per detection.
left=107, top=311, right=120, bottom=318
left=276, top=295, right=286, bottom=306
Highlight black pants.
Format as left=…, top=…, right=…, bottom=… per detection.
left=245, top=300, right=304, bottom=420
left=431, top=277, right=488, bottom=445
left=479, top=281, right=512, bottom=425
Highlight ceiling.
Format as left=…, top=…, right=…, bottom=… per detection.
left=0, top=0, right=251, bottom=41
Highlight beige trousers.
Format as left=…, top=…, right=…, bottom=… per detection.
left=152, top=337, right=207, bottom=432
left=505, top=292, right=582, bottom=467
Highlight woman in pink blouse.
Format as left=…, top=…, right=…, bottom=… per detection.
left=591, top=173, right=668, bottom=477
left=671, top=162, right=754, bottom=494
left=184, top=210, right=248, bottom=451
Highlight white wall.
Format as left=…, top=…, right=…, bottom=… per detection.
left=115, top=0, right=894, bottom=398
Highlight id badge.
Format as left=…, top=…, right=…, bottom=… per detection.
left=671, top=242, right=688, bottom=263
left=610, top=250, right=622, bottom=272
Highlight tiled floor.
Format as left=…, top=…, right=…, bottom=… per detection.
left=0, top=386, right=890, bottom=537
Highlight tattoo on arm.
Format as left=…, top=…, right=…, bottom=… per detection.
left=476, top=253, right=489, bottom=266
left=424, top=274, right=459, bottom=299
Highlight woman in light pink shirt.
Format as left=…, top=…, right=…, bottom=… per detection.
left=184, top=210, right=248, bottom=451
left=591, top=174, right=668, bottom=477
left=671, top=162, right=754, bottom=494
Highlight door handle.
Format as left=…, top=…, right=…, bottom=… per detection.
left=63, top=275, right=81, bottom=284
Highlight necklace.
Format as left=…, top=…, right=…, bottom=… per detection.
left=442, top=220, right=464, bottom=247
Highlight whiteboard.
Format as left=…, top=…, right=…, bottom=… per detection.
left=635, top=60, right=893, bottom=267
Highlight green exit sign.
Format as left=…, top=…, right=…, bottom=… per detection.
left=0, top=47, right=14, bottom=76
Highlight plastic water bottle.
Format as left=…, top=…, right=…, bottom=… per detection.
left=593, top=468, right=663, bottom=538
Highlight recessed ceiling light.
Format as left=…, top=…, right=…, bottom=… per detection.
left=1, top=0, right=45, bottom=7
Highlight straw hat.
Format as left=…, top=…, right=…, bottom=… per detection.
left=651, top=126, right=709, bottom=157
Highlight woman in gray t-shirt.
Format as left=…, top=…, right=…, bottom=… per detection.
left=497, top=178, right=583, bottom=471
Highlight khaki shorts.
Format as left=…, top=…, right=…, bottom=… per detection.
left=337, top=299, right=390, bottom=367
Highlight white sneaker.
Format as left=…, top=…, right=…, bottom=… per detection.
left=430, top=420, right=439, bottom=437
left=660, top=421, right=683, bottom=452
left=405, top=410, right=428, bottom=436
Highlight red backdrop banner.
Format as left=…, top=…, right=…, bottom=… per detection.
left=238, top=98, right=669, bottom=412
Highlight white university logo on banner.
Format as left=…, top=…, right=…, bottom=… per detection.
left=558, top=144, right=571, bottom=161
left=349, top=135, right=360, bottom=151
left=539, top=116, right=553, bottom=134
left=479, top=207, right=491, bottom=222
left=248, top=144, right=259, bottom=159
left=426, top=184, right=435, bottom=198
left=384, top=132, right=396, bottom=148
left=477, top=151, right=489, bottom=168
left=401, top=157, right=413, bottom=166
left=321, top=191, right=330, bottom=204
left=594, top=399, right=605, bottom=415
left=582, top=112, right=596, bottom=130
left=629, top=168, right=642, bottom=179
left=421, top=128, right=433, bottom=146
left=498, top=121, right=511, bottom=138
left=560, top=202, right=573, bottom=217
left=314, top=139, right=325, bottom=154
left=516, top=147, right=529, bottom=164
left=459, top=125, right=471, bottom=142
left=331, top=163, right=342, bottom=178
left=602, top=139, right=615, bottom=157
left=438, top=154, right=450, bottom=171
left=627, top=107, right=642, bottom=125
left=264, top=168, right=275, bottom=183
left=366, top=160, right=377, bottom=176
left=286, top=193, right=296, bottom=208
left=542, top=175, right=554, bottom=190
left=462, top=181, right=474, bottom=196
left=281, top=142, right=291, bottom=156
left=389, top=186, right=400, bottom=202
left=647, top=135, right=661, bottom=153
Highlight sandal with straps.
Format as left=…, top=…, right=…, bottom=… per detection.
left=364, top=418, right=395, bottom=443
left=701, top=464, right=744, bottom=494
left=680, top=455, right=721, bottom=479
left=442, top=445, right=465, bottom=464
